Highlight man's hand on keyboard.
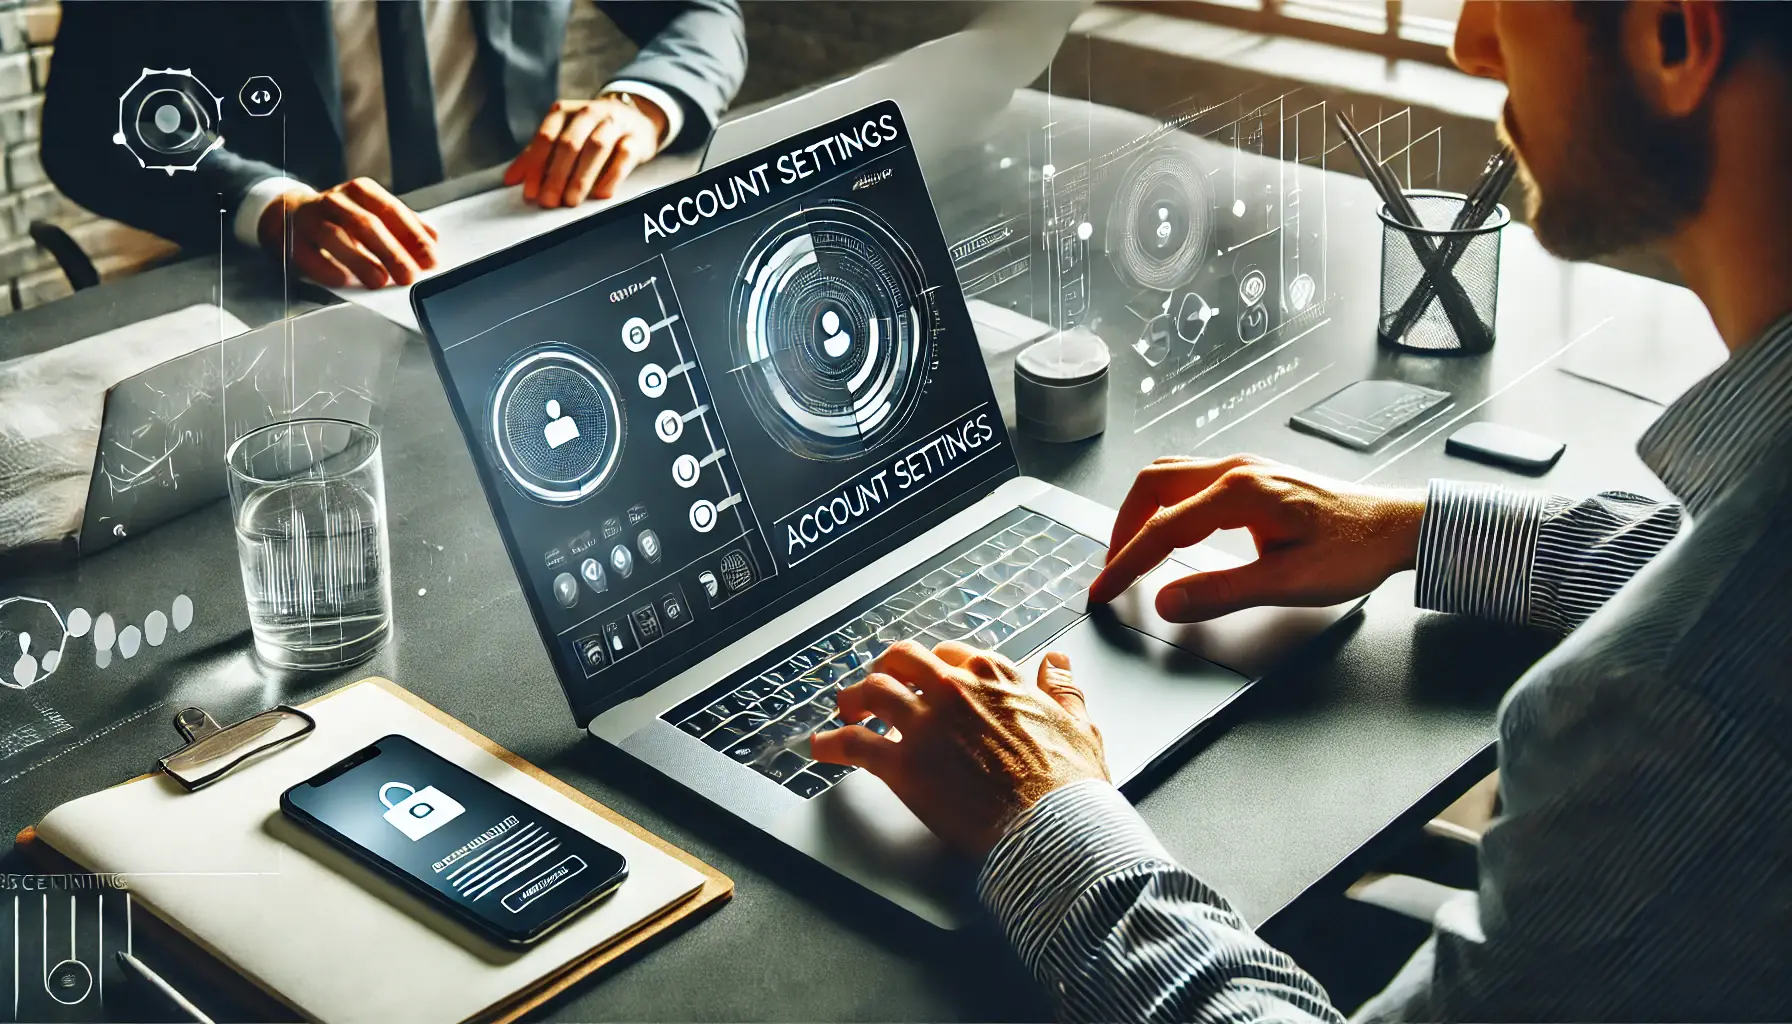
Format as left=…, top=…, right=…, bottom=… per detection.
left=809, top=639, right=1108, bottom=858
left=1089, top=454, right=1425, bottom=622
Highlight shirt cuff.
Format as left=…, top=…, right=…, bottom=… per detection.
left=603, top=79, right=685, bottom=154
left=233, top=176, right=315, bottom=248
left=977, top=779, right=1169, bottom=973
left=1414, top=479, right=1550, bottom=626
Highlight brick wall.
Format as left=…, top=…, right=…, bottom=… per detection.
left=0, top=1, right=974, bottom=319
left=0, top=1, right=175, bottom=317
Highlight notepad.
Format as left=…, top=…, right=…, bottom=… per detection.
left=27, top=679, right=728, bottom=1024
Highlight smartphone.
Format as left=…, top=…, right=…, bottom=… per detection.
left=1446, top=421, right=1566, bottom=473
left=280, top=734, right=628, bottom=948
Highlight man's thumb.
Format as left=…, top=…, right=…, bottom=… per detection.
left=1036, top=652, right=1090, bottom=722
left=1155, top=565, right=1275, bottom=622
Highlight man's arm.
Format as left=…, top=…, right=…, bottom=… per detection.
left=599, top=0, right=747, bottom=153
left=1416, top=482, right=1683, bottom=633
left=982, top=781, right=1343, bottom=1024
left=806, top=643, right=1343, bottom=1023
left=40, top=3, right=291, bottom=251
left=1087, top=456, right=1683, bottom=634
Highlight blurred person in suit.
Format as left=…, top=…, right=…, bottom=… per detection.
left=42, top=0, right=745, bottom=288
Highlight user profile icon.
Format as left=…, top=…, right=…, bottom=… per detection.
left=818, top=307, right=852, bottom=359
left=542, top=399, right=580, bottom=449
left=490, top=346, right=621, bottom=504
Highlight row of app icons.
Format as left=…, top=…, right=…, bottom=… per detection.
left=571, top=543, right=762, bottom=677
left=573, top=582, right=692, bottom=674
left=544, top=504, right=660, bottom=610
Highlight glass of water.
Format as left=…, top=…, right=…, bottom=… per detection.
left=226, top=419, right=392, bottom=669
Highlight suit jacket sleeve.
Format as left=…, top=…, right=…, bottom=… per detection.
left=40, top=2, right=290, bottom=251
left=595, top=0, right=747, bottom=153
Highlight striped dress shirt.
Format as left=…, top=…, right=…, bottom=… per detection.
left=980, top=313, right=1792, bottom=1022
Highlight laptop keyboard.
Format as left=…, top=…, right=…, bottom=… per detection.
left=662, top=509, right=1106, bottom=799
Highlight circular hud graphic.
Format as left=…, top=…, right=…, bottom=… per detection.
left=731, top=202, right=933, bottom=462
left=490, top=346, right=624, bottom=503
left=113, top=68, right=225, bottom=174
left=1106, top=145, right=1215, bottom=293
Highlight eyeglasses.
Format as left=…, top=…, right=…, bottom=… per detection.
left=158, top=705, right=315, bottom=791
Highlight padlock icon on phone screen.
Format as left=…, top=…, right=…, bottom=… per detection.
left=380, top=781, right=465, bottom=841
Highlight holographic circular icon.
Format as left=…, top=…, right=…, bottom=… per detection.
left=489, top=346, right=623, bottom=504
left=1133, top=314, right=1174, bottom=367
left=1, top=596, right=66, bottom=690
left=45, top=958, right=93, bottom=1006
left=238, top=75, right=281, bottom=117
left=621, top=316, right=653, bottom=353
left=1238, top=305, right=1270, bottom=344
left=689, top=499, right=718, bottom=533
left=639, top=362, right=668, bottom=398
left=114, top=68, right=225, bottom=174
left=654, top=408, right=684, bottom=444
left=1287, top=272, right=1317, bottom=312
left=1237, top=266, right=1268, bottom=307
left=730, top=200, right=934, bottom=462
left=1105, top=143, right=1215, bottom=292
left=1176, top=291, right=1216, bottom=344
left=672, top=453, right=701, bottom=488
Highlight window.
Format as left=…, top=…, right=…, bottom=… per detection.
left=1113, top=0, right=1465, bottom=65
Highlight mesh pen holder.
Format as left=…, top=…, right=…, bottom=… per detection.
left=1377, top=190, right=1509, bottom=354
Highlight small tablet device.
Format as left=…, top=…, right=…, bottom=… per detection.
left=1445, top=421, right=1565, bottom=473
left=1288, top=379, right=1451, bottom=450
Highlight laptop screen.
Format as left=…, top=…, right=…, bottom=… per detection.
left=414, top=102, right=1017, bottom=725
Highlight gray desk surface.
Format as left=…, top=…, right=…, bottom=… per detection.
left=0, top=91, right=1714, bottom=1021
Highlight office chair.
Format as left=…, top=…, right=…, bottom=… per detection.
left=27, top=219, right=101, bottom=292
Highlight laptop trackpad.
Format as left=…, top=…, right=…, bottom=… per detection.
left=1015, top=618, right=1250, bottom=785
left=1096, top=554, right=1362, bottom=680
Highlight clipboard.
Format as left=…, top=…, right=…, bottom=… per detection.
left=15, top=677, right=732, bottom=1024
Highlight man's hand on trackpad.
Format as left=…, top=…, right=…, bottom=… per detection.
left=809, top=640, right=1108, bottom=860
left=1088, top=454, right=1426, bottom=622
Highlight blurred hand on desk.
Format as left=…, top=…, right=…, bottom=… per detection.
left=258, top=178, right=441, bottom=290
left=505, top=93, right=669, bottom=209
left=1090, top=454, right=1425, bottom=622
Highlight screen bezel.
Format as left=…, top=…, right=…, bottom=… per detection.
left=279, top=734, right=629, bottom=947
left=412, top=101, right=1021, bottom=727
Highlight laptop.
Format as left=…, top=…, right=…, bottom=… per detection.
left=699, top=1, right=1083, bottom=174
left=411, top=101, right=1355, bottom=928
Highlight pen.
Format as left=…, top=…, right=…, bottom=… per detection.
left=1334, top=112, right=1488, bottom=347
left=1386, top=148, right=1516, bottom=339
left=117, top=950, right=217, bottom=1024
